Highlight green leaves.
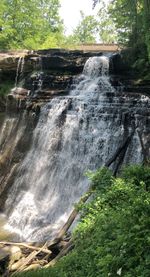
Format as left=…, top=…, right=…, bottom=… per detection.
left=121, top=164, right=150, bottom=190
left=86, top=167, right=113, bottom=191
left=70, top=11, right=99, bottom=44
left=0, top=0, right=64, bottom=49
left=16, top=165, right=150, bottom=277
left=60, top=165, right=150, bottom=277
left=107, top=0, right=150, bottom=64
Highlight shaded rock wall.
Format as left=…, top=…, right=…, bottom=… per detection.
left=0, top=112, right=39, bottom=209
left=0, top=49, right=103, bottom=112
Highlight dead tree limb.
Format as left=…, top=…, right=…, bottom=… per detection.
left=0, top=241, right=51, bottom=255
left=11, top=251, right=38, bottom=275
left=11, top=243, right=48, bottom=275
left=47, top=188, right=92, bottom=248
left=105, top=131, right=134, bottom=168
left=137, top=130, right=148, bottom=163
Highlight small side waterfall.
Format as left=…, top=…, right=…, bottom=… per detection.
left=15, top=56, right=25, bottom=88
left=3, top=56, right=149, bottom=241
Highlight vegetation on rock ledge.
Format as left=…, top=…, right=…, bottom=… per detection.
left=0, top=80, right=14, bottom=96
left=16, top=165, right=150, bottom=277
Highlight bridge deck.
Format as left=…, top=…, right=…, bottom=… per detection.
left=73, top=43, right=120, bottom=52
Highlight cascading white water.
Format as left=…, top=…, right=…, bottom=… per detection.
left=4, top=56, right=144, bottom=241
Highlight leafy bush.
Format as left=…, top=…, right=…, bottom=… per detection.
left=17, top=165, right=150, bottom=277
left=121, top=165, right=150, bottom=191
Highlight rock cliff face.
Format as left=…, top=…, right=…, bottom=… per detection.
left=0, top=49, right=104, bottom=111
left=0, top=49, right=150, bottom=179
left=1, top=49, right=150, bottom=111
left=0, top=49, right=149, bottom=240
left=0, top=49, right=103, bottom=207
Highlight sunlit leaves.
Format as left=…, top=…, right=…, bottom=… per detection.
left=70, top=11, right=99, bottom=44
left=0, top=0, right=64, bottom=49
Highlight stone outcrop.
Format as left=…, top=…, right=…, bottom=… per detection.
left=1, top=49, right=150, bottom=114
left=0, top=49, right=103, bottom=76
left=0, top=49, right=103, bottom=112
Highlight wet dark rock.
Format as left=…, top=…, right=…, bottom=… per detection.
left=0, top=49, right=102, bottom=76
left=0, top=249, right=9, bottom=276
left=0, top=96, right=6, bottom=112
left=1, top=49, right=150, bottom=111
left=0, top=50, right=97, bottom=110
left=110, top=53, right=130, bottom=75
left=41, top=56, right=83, bottom=73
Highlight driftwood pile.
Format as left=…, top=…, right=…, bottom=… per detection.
left=0, top=189, right=92, bottom=276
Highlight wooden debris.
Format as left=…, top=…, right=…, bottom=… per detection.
left=11, top=243, right=48, bottom=275
left=105, top=132, right=134, bottom=168
left=45, top=240, right=74, bottom=268
left=23, top=263, right=41, bottom=271
left=11, top=251, right=38, bottom=275
left=9, top=257, right=25, bottom=272
left=0, top=188, right=92, bottom=275
left=47, top=187, right=92, bottom=248
left=0, top=241, right=51, bottom=255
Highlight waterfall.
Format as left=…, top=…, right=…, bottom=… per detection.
left=15, top=56, right=25, bottom=88
left=4, top=56, right=146, bottom=242
left=30, top=56, right=43, bottom=97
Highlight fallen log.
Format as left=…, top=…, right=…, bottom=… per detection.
left=137, top=130, right=148, bottom=163
left=47, top=188, right=92, bottom=248
left=105, top=131, right=134, bottom=168
left=11, top=250, right=38, bottom=275
left=0, top=241, right=51, bottom=255
left=23, top=263, right=41, bottom=272
left=9, top=257, right=25, bottom=272
left=11, top=243, right=48, bottom=275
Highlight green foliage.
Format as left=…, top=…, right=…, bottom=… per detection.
left=70, top=11, right=98, bottom=44
left=121, top=164, right=150, bottom=190
left=17, top=165, right=150, bottom=277
left=86, top=166, right=113, bottom=191
left=97, top=1, right=117, bottom=43
left=0, top=80, right=14, bottom=96
left=70, top=6, right=117, bottom=45
left=0, top=0, right=64, bottom=50
left=107, top=0, right=150, bottom=63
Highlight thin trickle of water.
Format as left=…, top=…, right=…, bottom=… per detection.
left=15, top=56, right=25, bottom=88
left=15, top=57, right=22, bottom=87
left=31, top=56, right=43, bottom=96
left=37, top=72, right=43, bottom=92
left=36, top=56, right=43, bottom=92
left=4, top=56, right=146, bottom=242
